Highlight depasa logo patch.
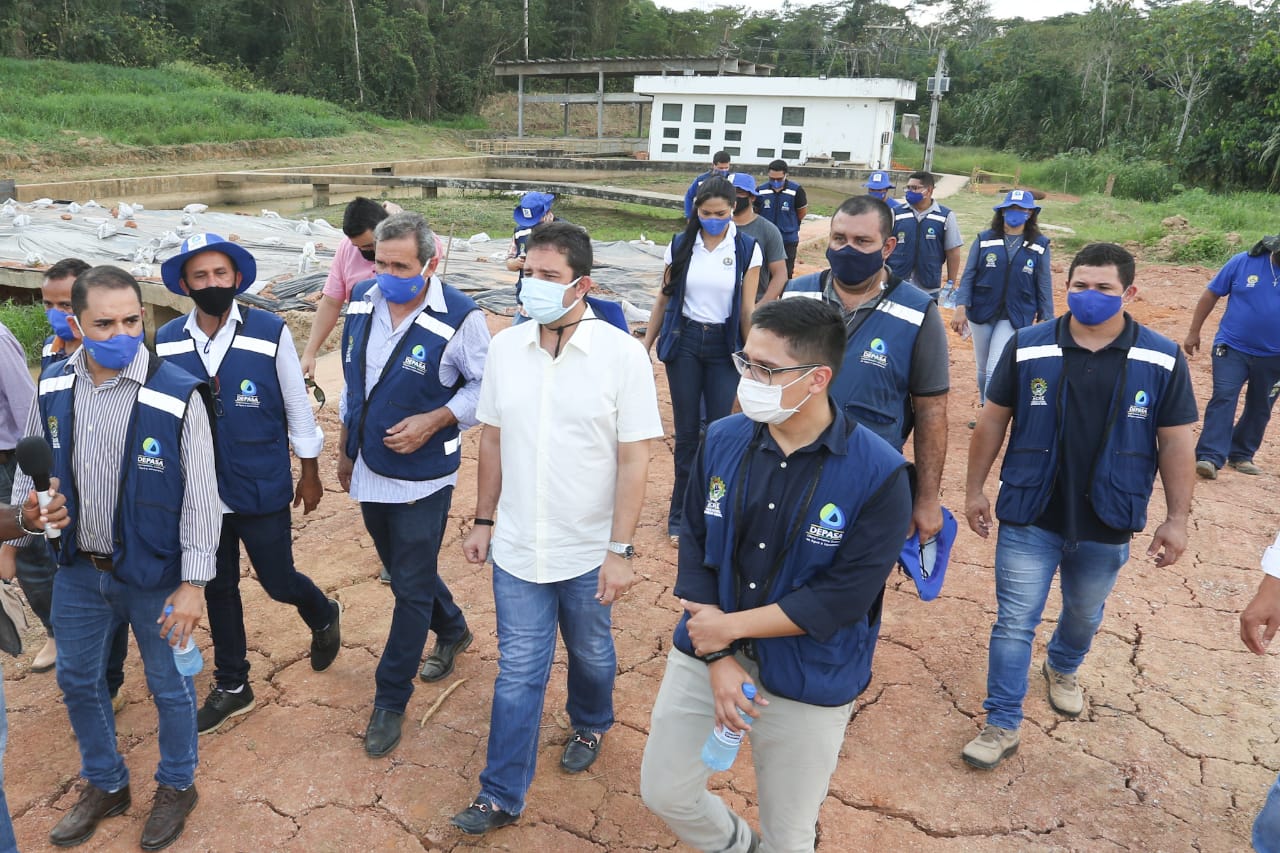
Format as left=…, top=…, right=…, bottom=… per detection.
left=138, top=436, right=165, bottom=473
left=1127, top=389, right=1150, bottom=420
left=235, top=378, right=260, bottom=409
left=805, top=502, right=846, bottom=547
left=402, top=343, right=428, bottom=375
left=860, top=337, right=888, bottom=368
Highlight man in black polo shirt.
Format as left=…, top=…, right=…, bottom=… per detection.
left=962, top=243, right=1196, bottom=770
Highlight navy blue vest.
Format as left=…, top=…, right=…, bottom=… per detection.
left=755, top=180, right=803, bottom=243
left=38, top=356, right=204, bottom=590
left=156, top=309, right=293, bottom=515
left=996, top=316, right=1179, bottom=532
left=783, top=273, right=931, bottom=451
left=968, top=229, right=1050, bottom=328
left=656, top=230, right=755, bottom=363
left=40, top=335, right=69, bottom=372
left=683, top=170, right=735, bottom=218
left=887, top=203, right=952, bottom=290
left=342, top=279, right=476, bottom=480
left=672, top=412, right=906, bottom=706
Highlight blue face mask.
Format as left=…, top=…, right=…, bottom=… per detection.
left=83, top=331, right=144, bottom=371
left=1002, top=209, right=1031, bottom=229
left=376, top=269, right=426, bottom=304
left=770, top=179, right=784, bottom=189
left=904, top=190, right=926, bottom=206
left=699, top=216, right=731, bottom=237
left=520, top=275, right=581, bottom=326
left=1067, top=289, right=1124, bottom=326
left=46, top=308, right=76, bottom=341
left=827, top=245, right=885, bottom=287
left=868, top=190, right=888, bottom=200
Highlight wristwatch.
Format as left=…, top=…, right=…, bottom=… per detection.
left=607, top=541, right=635, bottom=559
left=186, top=579, right=209, bottom=589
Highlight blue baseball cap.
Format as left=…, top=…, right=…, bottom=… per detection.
left=730, top=172, right=760, bottom=197
left=864, top=171, right=895, bottom=190
left=161, top=233, right=257, bottom=295
left=513, top=192, right=555, bottom=228
left=898, top=506, right=958, bottom=602
left=994, top=189, right=1041, bottom=211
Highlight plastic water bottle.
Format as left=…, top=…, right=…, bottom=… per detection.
left=172, top=636, right=204, bottom=677
left=700, top=684, right=757, bottom=771
left=939, top=281, right=959, bottom=309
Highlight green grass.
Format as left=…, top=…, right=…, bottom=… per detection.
left=0, top=302, right=51, bottom=366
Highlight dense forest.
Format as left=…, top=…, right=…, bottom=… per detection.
left=2, top=0, right=1277, bottom=191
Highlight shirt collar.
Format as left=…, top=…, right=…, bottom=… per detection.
left=519, top=305, right=598, bottom=356
left=1057, top=312, right=1137, bottom=351
left=753, top=400, right=849, bottom=458
left=69, top=336, right=151, bottom=386
left=182, top=301, right=243, bottom=342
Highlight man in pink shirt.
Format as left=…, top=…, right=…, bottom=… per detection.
left=300, top=197, right=397, bottom=378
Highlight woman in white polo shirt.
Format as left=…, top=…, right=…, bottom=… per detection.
left=644, top=176, right=762, bottom=545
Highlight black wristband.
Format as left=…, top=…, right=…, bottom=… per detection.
left=700, top=647, right=735, bottom=664
left=473, top=518, right=495, bottom=527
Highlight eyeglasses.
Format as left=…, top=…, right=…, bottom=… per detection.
left=305, top=377, right=326, bottom=410
left=905, top=184, right=928, bottom=192
left=731, top=351, right=822, bottom=385
left=208, top=376, right=225, bottom=418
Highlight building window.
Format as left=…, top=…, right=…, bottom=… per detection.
left=663, top=127, right=680, bottom=139
left=781, top=107, right=805, bottom=126
left=661, top=143, right=679, bottom=153
left=695, top=128, right=711, bottom=140
left=832, top=150, right=851, bottom=162
left=783, top=132, right=802, bottom=145
left=724, top=130, right=742, bottom=142
left=756, top=148, right=776, bottom=158
left=692, top=144, right=711, bottom=154
left=693, top=104, right=715, bottom=123
left=662, top=103, right=682, bottom=122
left=724, top=146, right=741, bottom=156
left=725, top=105, right=748, bottom=124
left=782, top=149, right=801, bottom=160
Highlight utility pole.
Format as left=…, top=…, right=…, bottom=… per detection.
left=923, top=46, right=947, bottom=173
left=523, top=0, right=530, bottom=59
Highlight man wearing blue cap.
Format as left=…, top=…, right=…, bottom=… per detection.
left=641, top=296, right=912, bottom=853
left=156, top=234, right=340, bottom=735
left=1184, top=235, right=1280, bottom=479
left=754, top=159, right=808, bottom=280
left=507, top=191, right=559, bottom=321
left=730, top=173, right=788, bottom=302
left=887, top=171, right=963, bottom=300
left=963, top=243, right=1196, bottom=770
left=863, top=171, right=897, bottom=204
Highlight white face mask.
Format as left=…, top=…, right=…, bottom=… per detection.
left=521, top=275, right=582, bottom=325
left=736, top=368, right=816, bottom=424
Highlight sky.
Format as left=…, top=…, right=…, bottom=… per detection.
left=655, top=0, right=1093, bottom=22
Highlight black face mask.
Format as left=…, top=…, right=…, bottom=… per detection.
left=734, top=196, right=752, bottom=214
left=359, top=247, right=377, bottom=262
left=188, top=285, right=237, bottom=317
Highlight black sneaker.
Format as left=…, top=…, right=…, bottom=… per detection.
left=450, top=796, right=518, bottom=836
left=310, top=598, right=342, bottom=672
left=196, top=685, right=255, bottom=735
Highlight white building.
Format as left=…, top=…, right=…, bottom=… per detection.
left=633, top=76, right=917, bottom=169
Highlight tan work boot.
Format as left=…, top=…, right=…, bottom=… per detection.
left=1043, top=661, right=1084, bottom=716
left=31, top=636, right=57, bottom=673
left=1195, top=460, right=1217, bottom=480
left=962, top=724, right=1020, bottom=770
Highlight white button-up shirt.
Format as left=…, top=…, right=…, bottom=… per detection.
left=477, top=308, right=663, bottom=583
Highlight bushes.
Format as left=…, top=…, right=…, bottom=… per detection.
left=0, top=302, right=51, bottom=366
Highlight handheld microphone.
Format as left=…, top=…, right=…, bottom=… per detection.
left=15, top=436, right=60, bottom=540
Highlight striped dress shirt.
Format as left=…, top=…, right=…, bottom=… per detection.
left=9, top=346, right=221, bottom=583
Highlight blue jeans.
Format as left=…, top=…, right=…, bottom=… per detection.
left=0, top=670, right=16, bottom=853
left=663, top=321, right=738, bottom=535
left=1256, top=773, right=1280, bottom=853
left=478, top=564, right=615, bottom=814
left=1195, top=343, right=1280, bottom=467
left=205, top=508, right=332, bottom=690
left=360, top=488, right=468, bottom=714
left=968, top=319, right=1016, bottom=405
left=983, top=524, right=1129, bottom=730
left=53, top=559, right=198, bottom=791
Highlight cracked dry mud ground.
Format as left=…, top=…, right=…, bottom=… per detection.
left=5, top=259, right=1277, bottom=852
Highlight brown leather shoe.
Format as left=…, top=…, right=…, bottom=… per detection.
left=140, top=784, right=198, bottom=851
left=49, top=782, right=131, bottom=847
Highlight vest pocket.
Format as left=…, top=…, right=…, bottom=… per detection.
left=136, top=501, right=181, bottom=559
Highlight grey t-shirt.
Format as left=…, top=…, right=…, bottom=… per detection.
left=737, top=215, right=787, bottom=300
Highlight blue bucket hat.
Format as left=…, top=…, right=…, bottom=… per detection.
left=994, top=189, right=1041, bottom=212
left=513, top=191, right=555, bottom=228
left=730, top=172, right=759, bottom=197
left=863, top=171, right=895, bottom=190
left=161, top=233, right=257, bottom=295
left=898, top=506, right=958, bottom=602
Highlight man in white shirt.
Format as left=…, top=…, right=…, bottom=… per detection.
left=451, top=221, right=662, bottom=835
left=156, top=234, right=339, bottom=735
left=338, top=212, right=491, bottom=758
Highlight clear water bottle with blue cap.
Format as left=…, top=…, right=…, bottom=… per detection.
left=700, top=683, right=757, bottom=771
left=163, top=605, right=204, bottom=676
left=939, top=280, right=959, bottom=309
